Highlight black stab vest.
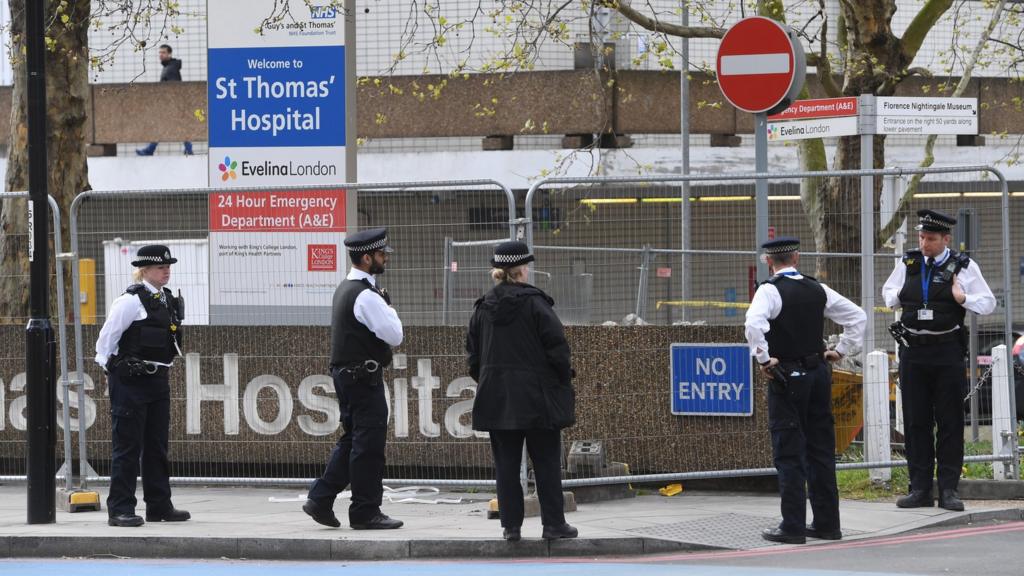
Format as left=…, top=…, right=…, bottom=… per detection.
left=764, top=273, right=827, bottom=360
left=330, top=279, right=394, bottom=368
left=897, top=249, right=969, bottom=332
left=116, top=284, right=180, bottom=364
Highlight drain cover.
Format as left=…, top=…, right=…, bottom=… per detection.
left=629, top=513, right=787, bottom=549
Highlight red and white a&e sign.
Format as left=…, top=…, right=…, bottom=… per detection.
left=715, top=17, right=806, bottom=114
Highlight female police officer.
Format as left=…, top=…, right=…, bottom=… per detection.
left=466, top=241, right=577, bottom=542
left=95, top=244, right=189, bottom=527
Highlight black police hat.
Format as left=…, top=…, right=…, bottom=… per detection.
left=761, top=236, right=800, bottom=255
left=344, top=227, right=393, bottom=253
left=131, top=244, right=177, bottom=267
left=490, top=241, right=534, bottom=268
left=915, top=209, right=956, bottom=233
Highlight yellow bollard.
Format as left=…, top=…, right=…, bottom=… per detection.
left=79, top=258, right=96, bottom=324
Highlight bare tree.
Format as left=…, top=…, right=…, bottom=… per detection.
left=0, top=0, right=184, bottom=322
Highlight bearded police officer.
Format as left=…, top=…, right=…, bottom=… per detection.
left=304, top=228, right=404, bottom=530
left=882, top=210, right=995, bottom=511
left=745, top=237, right=866, bottom=544
left=95, top=245, right=189, bottom=527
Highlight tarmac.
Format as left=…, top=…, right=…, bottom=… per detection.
left=0, top=483, right=1022, bottom=561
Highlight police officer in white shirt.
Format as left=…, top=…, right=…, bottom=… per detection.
left=304, top=228, right=404, bottom=530
left=882, top=209, right=996, bottom=511
left=745, top=237, right=866, bottom=544
left=95, top=244, right=189, bottom=527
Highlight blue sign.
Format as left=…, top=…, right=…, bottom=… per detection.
left=670, top=344, right=753, bottom=416
left=208, top=45, right=346, bottom=148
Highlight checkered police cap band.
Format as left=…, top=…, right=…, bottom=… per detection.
left=763, top=242, right=799, bottom=254
left=916, top=213, right=952, bottom=231
left=347, top=237, right=388, bottom=252
left=492, top=252, right=532, bottom=264
left=134, top=255, right=164, bottom=262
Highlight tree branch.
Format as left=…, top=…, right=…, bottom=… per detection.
left=900, top=0, right=954, bottom=64
left=611, top=2, right=725, bottom=38
left=879, top=0, right=1007, bottom=245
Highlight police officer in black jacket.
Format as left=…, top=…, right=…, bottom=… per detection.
left=304, top=228, right=404, bottom=530
left=467, top=241, right=578, bottom=542
left=882, top=210, right=996, bottom=511
left=745, top=237, right=865, bottom=544
left=95, top=245, right=189, bottom=527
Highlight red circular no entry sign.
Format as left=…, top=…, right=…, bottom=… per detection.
left=716, top=17, right=806, bottom=114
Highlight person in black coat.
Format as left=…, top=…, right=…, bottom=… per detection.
left=466, top=241, right=577, bottom=542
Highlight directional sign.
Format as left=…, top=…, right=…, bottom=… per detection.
left=875, top=97, right=978, bottom=135
left=670, top=344, right=753, bottom=416
left=716, top=17, right=806, bottom=114
left=768, top=97, right=858, bottom=121
left=768, top=117, right=859, bottom=141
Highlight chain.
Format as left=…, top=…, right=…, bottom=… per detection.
left=964, top=365, right=993, bottom=402
left=963, top=360, right=1024, bottom=403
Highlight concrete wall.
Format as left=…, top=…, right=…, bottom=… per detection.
left=0, top=324, right=772, bottom=480
left=0, top=72, right=1021, bottom=148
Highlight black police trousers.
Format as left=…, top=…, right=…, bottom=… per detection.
left=489, top=429, right=566, bottom=529
left=308, top=367, right=389, bottom=524
left=767, top=361, right=839, bottom=534
left=899, top=342, right=965, bottom=493
left=106, top=369, right=173, bottom=517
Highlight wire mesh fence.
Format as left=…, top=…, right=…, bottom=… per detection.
left=54, top=180, right=516, bottom=482
left=0, top=168, right=1019, bottom=484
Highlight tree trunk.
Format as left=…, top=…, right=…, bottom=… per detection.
left=0, top=0, right=92, bottom=323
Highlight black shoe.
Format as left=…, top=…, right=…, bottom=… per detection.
left=351, top=513, right=403, bottom=530
left=761, top=527, right=805, bottom=544
left=897, top=489, right=934, bottom=508
left=146, top=508, right=191, bottom=522
left=108, top=513, right=144, bottom=527
left=542, top=523, right=578, bottom=540
left=503, top=527, right=521, bottom=541
left=302, top=499, right=340, bottom=528
left=938, top=489, right=965, bottom=511
left=805, top=524, right=843, bottom=540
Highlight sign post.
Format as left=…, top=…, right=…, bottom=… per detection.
left=716, top=17, right=805, bottom=281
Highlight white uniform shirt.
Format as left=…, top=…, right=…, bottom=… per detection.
left=95, top=280, right=164, bottom=368
left=881, top=247, right=996, bottom=331
left=744, top=267, right=867, bottom=365
left=348, top=268, right=403, bottom=347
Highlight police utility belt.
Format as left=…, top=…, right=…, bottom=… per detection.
left=110, top=354, right=174, bottom=377
left=332, top=359, right=382, bottom=383
left=778, top=353, right=823, bottom=370
left=888, top=322, right=960, bottom=348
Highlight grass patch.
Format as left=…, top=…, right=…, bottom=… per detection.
left=836, top=440, right=1004, bottom=500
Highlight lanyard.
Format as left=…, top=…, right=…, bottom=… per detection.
left=921, top=259, right=935, bottom=308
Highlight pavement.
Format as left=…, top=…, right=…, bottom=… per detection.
left=0, top=483, right=1022, bottom=560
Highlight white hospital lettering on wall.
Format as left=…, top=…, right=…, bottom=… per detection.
left=0, top=355, right=485, bottom=440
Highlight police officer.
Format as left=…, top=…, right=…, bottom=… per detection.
left=95, top=244, right=189, bottom=527
left=467, top=241, right=577, bottom=541
left=745, top=237, right=866, bottom=544
left=882, top=210, right=995, bottom=511
left=304, top=227, right=404, bottom=530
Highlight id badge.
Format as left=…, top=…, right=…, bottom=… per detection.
left=917, top=308, right=934, bottom=321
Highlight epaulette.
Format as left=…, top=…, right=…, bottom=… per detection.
left=950, top=250, right=971, bottom=272
left=902, top=250, right=923, bottom=267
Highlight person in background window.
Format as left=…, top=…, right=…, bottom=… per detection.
left=136, top=44, right=193, bottom=156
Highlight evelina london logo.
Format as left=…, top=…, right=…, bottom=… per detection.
left=218, top=156, right=238, bottom=182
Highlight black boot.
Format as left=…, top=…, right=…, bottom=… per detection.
left=302, top=499, right=341, bottom=528
left=761, top=527, right=805, bottom=544
left=938, top=489, right=964, bottom=511
left=542, top=523, right=578, bottom=539
left=896, top=489, right=934, bottom=508
left=503, top=527, right=521, bottom=541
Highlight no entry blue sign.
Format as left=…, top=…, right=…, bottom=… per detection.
left=670, top=344, right=753, bottom=416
